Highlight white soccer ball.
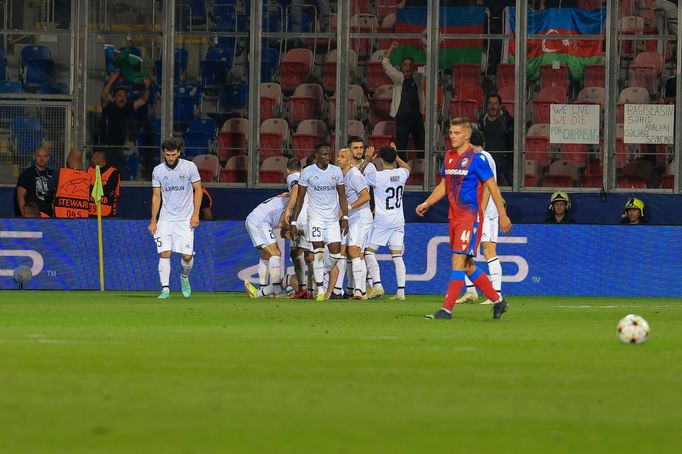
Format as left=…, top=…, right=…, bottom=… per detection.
left=616, top=314, right=650, bottom=344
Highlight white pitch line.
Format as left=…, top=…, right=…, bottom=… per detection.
left=550, top=305, right=681, bottom=309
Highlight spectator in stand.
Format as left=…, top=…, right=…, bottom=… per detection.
left=620, top=198, right=648, bottom=224
left=478, top=93, right=514, bottom=185
left=664, top=64, right=677, bottom=104
left=88, top=149, right=120, bottom=218
left=16, top=146, right=54, bottom=218
left=99, top=72, right=151, bottom=171
left=543, top=191, right=576, bottom=223
left=383, top=41, right=425, bottom=160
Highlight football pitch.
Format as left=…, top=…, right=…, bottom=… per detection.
left=1, top=292, right=681, bottom=453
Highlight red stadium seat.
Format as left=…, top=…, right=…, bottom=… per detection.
left=583, top=64, right=605, bottom=88
left=532, top=86, right=567, bottom=124
left=279, top=48, right=313, bottom=93
left=193, top=154, right=220, bottom=182
left=542, top=174, right=573, bottom=187
left=292, top=119, right=329, bottom=160
left=288, top=83, right=324, bottom=128
left=366, top=50, right=393, bottom=93
left=451, top=64, right=480, bottom=90
left=259, top=118, right=289, bottom=160
left=351, top=14, right=378, bottom=58
left=322, top=49, right=357, bottom=93
left=377, top=13, right=396, bottom=49
left=496, top=63, right=515, bottom=91
left=260, top=82, right=282, bottom=122
left=368, top=120, right=395, bottom=150
left=217, top=118, right=248, bottom=163
left=369, top=84, right=393, bottom=127
left=540, top=64, right=568, bottom=90
left=629, top=51, right=663, bottom=95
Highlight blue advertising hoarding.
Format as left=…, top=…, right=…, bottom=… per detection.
left=1, top=219, right=680, bottom=297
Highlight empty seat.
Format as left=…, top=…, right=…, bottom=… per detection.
left=21, top=45, right=53, bottom=91
left=616, top=87, right=650, bottom=122
left=259, top=156, right=288, bottom=183
left=583, top=64, right=605, bottom=88
left=219, top=82, right=249, bottom=112
left=322, top=49, right=357, bottom=93
left=279, top=48, right=314, bottom=93
left=37, top=81, right=69, bottom=95
left=261, top=47, right=280, bottom=83
left=546, top=159, right=581, bottom=186
left=332, top=119, right=366, bottom=148
left=575, top=87, right=605, bottom=109
left=560, top=144, right=591, bottom=167
left=259, top=118, right=290, bottom=160
left=220, top=155, right=247, bottom=183
left=174, top=83, right=202, bottom=124
left=288, top=83, right=323, bottom=128
left=540, top=64, right=568, bottom=90
left=377, top=13, right=396, bottom=49
left=11, top=117, right=43, bottom=157
left=451, top=64, right=480, bottom=91
left=618, top=175, right=647, bottom=188
left=532, top=86, right=567, bottom=124
left=260, top=82, right=282, bottom=122
left=183, top=118, right=217, bottom=158
left=619, top=16, right=644, bottom=57
left=369, top=84, right=393, bottom=127
left=193, top=154, right=220, bottom=182
left=155, top=47, right=189, bottom=85
left=368, top=120, right=396, bottom=150
left=292, top=119, right=329, bottom=160
left=496, top=63, right=515, bottom=91
left=524, top=159, right=542, bottom=187
left=629, top=51, right=663, bottom=95
left=217, top=117, right=248, bottom=163
left=201, top=47, right=234, bottom=91
left=366, top=50, right=392, bottom=93
left=525, top=124, right=551, bottom=166
left=351, top=14, right=378, bottom=58
left=406, top=158, right=424, bottom=185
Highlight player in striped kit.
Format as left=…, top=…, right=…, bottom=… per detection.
left=149, top=138, right=202, bottom=299
left=417, top=118, right=511, bottom=320
left=290, top=143, right=349, bottom=301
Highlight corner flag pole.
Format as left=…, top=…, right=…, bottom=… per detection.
left=92, top=165, right=105, bottom=291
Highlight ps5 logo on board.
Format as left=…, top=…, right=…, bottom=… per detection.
left=0, top=231, right=45, bottom=277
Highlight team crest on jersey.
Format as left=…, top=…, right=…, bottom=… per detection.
left=331, top=175, right=337, bottom=182
left=179, top=174, right=185, bottom=180
left=461, top=158, right=469, bottom=167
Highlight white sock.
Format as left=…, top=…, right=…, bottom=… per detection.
left=158, top=257, right=170, bottom=288
left=258, top=259, right=269, bottom=286
left=334, top=257, right=347, bottom=295
left=324, top=252, right=342, bottom=273
left=269, top=256, right=283, bottom=294
left=345, top=258, right=354, bottom=295
left=487, top=256, right=502, bottom=294
left=464, top=276, right=478, bottom=296
left=351, top=257, right=366, bottom=293
left=392, top=254, right=406, bottom=296
left=307, top=261, right=314, bottom=291
left=313, top=248, right=325, bottom=293
left=293, top=254, right=306, bottom=290
left=181, top=257, right=194, bottom=277
left=365, top=252, right=382, bottom=289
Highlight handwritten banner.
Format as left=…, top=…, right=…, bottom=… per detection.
left=623, top=104, right=675, bottom=144
left=549, top=104, right=600, bottom=144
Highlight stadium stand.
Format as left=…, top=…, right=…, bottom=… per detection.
left=292, top=119, right=329, bottom=160
left=260, top=82, right=282, bottom=122
left=279, top=48, right=314, bottom=93
left=220, top=155, right=248, bottom=183
left=288, top=83, right=324, bottom=128
left=259, top=156, right=288, bottom=183
left=20, top=45, right=53, bottom=92
left=194, top=154, right=220, bottom=182
left=259, top=118, right=290, bottom=160
left=217, top=118, right=248, bottom=163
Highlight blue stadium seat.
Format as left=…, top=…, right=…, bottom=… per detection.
left=20, top=45, right=53, bottom=91
left=37, top=81, right=69, bottom=95
left=219, top=83, right=248, bottom=112
left=174, top=83, right=203, bottom=124
left=123, top=152, right=139, bottom=181
left=0, top=48, right=7, bottom=81
left=201, top=47, right=234, bottom=91
left=261, top=47, right=280, bottom=83
left=154, top=48, right=189, bottom=85
left=11, top=117, right=44, bottom=157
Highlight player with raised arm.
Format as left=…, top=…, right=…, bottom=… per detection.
left=417, top=118, right=512, bottom=320
left=457, top=123, right=504, bottom=305
left=290, top=143, right=349, bottom=301
left=364, top=146, right=411, bottom=300
left=243, top=194, right=290, bottom=298
left=149, top=138, right=202, bottom=299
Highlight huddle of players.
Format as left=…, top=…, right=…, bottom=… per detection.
left=243, top=137, right=410, bottom=301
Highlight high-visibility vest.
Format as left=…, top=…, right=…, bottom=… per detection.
left=88, top=166, right=120, bottom=217
left=52, top=168, right=91, bottom=218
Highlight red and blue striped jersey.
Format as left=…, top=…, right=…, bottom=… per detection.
left=441, top=146, right=494, bottom=222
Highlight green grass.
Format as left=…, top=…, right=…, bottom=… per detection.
left=1, top=292, right=681, bottom=453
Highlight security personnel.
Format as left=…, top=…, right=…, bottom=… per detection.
left=543, top=191, right=576, bottom=223
left=52, top=149, right=90, bottom=218
left=88, top=149, right=120, bottom=217
left=620, top=197, right=647, bottom=224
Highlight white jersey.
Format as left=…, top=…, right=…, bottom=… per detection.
left=479, top=149, right=499, bottom=219
left=152, top=158, right=201, bottom=222
left=299, top=163, right=344, bottom=223
left=246, top=196, right=289, bottom=229
left=344, top=166, right=371, bottom=219
left=363, top=162, right=377, bottom=178
left=366, top=167, right=410, bottom=229
left=286, top=171, right=300, bottom=192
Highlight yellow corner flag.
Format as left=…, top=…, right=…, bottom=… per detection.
left=92, top=165, right=105, bottom=291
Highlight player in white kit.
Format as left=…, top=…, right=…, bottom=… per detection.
left=290, top=143, right=349, bottom=301
left=243, top=194, right=290, bottom=298
left=457, top=124, right=503, bottom=305
left=149, top=138, right=202, bottom=299
left=334, top=148, right=372, bottom=299
left=364, top=146, right=411, bottom=300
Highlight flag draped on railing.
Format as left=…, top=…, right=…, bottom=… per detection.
left=390, top=6, right=486, bottom=70
left=505, top=7, right=606, bottom=81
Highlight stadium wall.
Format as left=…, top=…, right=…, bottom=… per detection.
left=1, top=219, right=680, bottom=297
left=1, top=187, right=682, bottom=224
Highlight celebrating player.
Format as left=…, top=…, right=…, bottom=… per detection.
left=364, top=146, right=411, bottom=300
left=290, top=143, right=349, bottom=301
left=417, top=118, right=511, bottom=320
left=243, top=194, right=290, bottom=298
left=148, top=138, right=202, bottom=299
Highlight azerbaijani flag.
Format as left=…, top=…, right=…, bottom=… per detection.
left=506, top=7, right=606, bottom=80
left=390, top=7, right=485, bottom=70
left=104, top=44, right=149, bottom=84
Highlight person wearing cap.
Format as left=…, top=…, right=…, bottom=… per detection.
left=620, top=198, right=647, bottom=224
left=543, top=191, right=576, bottom=223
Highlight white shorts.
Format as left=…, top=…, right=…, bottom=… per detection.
left=307, top=218, right=342, bottom=245
left=291, top=224, right=312, bottom=251
left=480, top=216, right=499, bottom=244
left=368, top=226, right=404, bottom=251
left=245, top=218, right=276, bottom=248
left=155, top=220, right=194, bottom=255
left=347, top=216, right=373, bottom=249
